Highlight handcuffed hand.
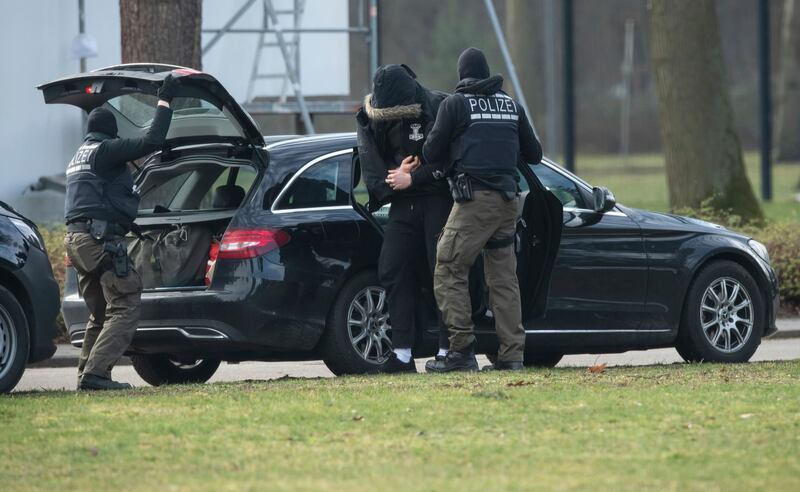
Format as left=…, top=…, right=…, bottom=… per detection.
left=399, top=155, right=421, bottom=174
left=386, top=168, right=412, bottom=191
left=157, top=74, right=180, bottom=103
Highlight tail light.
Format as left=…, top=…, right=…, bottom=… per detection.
left=205, top=241, right=220, bottom=287
left=217, top=228, right=290, bottom=260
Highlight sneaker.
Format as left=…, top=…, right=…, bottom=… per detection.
left=79, top=374, right=133, bottom=391
left=482, top=360, right=524, bottom=371
left=380, top=353, right=417, bottom=374
left=425, top=349, right=479, bottom=373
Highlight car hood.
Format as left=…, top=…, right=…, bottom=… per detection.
left=0, top=200, right=26, bottom=220
left=621, top=206, right=747, bottom=237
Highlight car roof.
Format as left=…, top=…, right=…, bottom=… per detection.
left=265, top=133, right=356, bottom=153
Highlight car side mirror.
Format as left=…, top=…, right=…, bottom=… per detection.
left=592, top=186, right=616, bottom=213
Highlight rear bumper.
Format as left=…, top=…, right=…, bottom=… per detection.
left=62, top=281, right=327, bottom=357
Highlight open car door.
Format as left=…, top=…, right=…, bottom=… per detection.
left=517, top=163, right=563, bottom=320
left=38, top=63, right=265, bottom=152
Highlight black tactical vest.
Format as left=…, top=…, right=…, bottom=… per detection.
left=65, top=140, right=139, bottom=227
left=452, top=92, right=520, bottom=184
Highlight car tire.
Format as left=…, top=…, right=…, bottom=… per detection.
left=676, top=260, right=764, bottom=363
left=321, top=270, right=393, bottom=376
left=523, top=350, right=563, bottom=368
left=131, top=354, right=221, bottom=386
left=0, top=285, right=30, bottom=394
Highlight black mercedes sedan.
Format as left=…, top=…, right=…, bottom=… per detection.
left=0, top=202, right=60, bottom=393
left=45, top=65, right=779, bottom=384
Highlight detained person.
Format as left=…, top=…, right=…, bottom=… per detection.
left=356, top=64, right=452, bottom=373
left=64, top=74, right=179, bottom=390
left=423, top=48, right=543, bottom=372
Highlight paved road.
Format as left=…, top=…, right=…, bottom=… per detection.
left=13, top=337, right=800, bottom=393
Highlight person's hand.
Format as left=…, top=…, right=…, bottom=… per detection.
left=157, top=74, right=180, bottom=103
left=386, top=168, right=412, bottom=190
left=399, top=155, right=421, bottom=174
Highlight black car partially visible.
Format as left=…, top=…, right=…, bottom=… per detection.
left=0, top=201, right=60, bottom=393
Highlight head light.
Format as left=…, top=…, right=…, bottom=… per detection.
left=9, top=218, right=45, bottom=251
left=748, top=239, right=769, bottom=263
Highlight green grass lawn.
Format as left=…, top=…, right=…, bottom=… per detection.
left=2, top=362, right=799, bottom=491
left=572, top=152, right=800, bottom=223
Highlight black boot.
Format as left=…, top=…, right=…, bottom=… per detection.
left=482, top=360, right=524, bottom=371
left=380, top=352, right=417, bottom=374
left=79, top=374, right=133, bottom=391
left=425, top=347, right=478, bottom=373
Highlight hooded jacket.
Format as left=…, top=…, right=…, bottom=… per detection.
left=423, top=48, right=542, bottom=192
left=356, top=64, right=449, bottom=211
left=65, top=105, right=173, bottom=227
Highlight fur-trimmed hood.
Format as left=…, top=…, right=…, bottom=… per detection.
left=363, top=94, right=422, bottom=121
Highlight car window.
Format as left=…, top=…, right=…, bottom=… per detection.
left=275, top=154, right=351, bottom=210
left=530, top=164, right=586, bottom=208
left=198, top=167, right=258, bottom=209
left=138, top=164, right=257, bottom=213
left=139, top=172, right=192, bottom=210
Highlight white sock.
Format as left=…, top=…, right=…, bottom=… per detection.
left=394, top=348, right=412, bottom=363
left=437, top=348, right=448, bottom=357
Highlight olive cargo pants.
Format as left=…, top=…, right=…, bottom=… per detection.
left=434, top=190, right=525, bottom=362
left=65, top=232, right=142, bottom=379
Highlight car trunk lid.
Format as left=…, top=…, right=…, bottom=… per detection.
left=38, top=64, right=265, bottom=149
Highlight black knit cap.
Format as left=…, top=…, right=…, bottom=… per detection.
left=86, top=107, right=118, bottom=137
left=371, top=64, right=418, bottom=108
left=457, top=47, right=491, bottom=81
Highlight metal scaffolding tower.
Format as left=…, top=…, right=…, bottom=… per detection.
left=202, top=0, right=379, bottom=135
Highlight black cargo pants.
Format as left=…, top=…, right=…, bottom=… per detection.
left=378, top=193, right=453, bottom=350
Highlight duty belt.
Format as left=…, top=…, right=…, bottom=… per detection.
left=67, top=219, right=127, bottom=238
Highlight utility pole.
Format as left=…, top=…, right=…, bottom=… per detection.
left=563, top=0, right=575, bottom=172
left=758, top=0, right=772, bottom=201
left=543, top=0, right=558, bottom=158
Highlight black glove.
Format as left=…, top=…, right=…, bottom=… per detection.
left=157, top=74, right=180, bottom=103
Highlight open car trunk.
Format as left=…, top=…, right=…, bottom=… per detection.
left=129, top=155, right=258, bottom=290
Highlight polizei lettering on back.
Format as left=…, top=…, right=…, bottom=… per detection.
left=465, top=93, right=519, bottom=121
left=66, top=142, right=100, bottom=175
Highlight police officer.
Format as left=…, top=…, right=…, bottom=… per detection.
left=356, top=64, right=452, bottom=373
left=423, top=48, right=543, bottom=373
left=65, top=74, right=179, bottom=390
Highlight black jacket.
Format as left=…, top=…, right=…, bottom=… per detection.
left=65, top=105, right=172, bottom=226
left=356, top=83, right=449, bottom=211
left=423, top=76, right=542, bottom=187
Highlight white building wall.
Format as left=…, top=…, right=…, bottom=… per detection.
left=0, top=0, right=349, bottom=205
left=0, top=0, right=120, bottom=201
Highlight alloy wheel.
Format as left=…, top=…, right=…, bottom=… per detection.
left=700, top=277, right=753, bottom=353
left=347, top=286, right=392, bottom=364
left=0, top=305, right=17, bottom=381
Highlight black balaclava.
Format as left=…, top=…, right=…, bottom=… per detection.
left=86, top=107, right=118, bottom=137
left=371, top=64, right=418, bottom=108
left=457, top=47, right=491, bottom=81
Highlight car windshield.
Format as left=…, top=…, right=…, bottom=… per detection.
left=106, top=93, right=246, bottom=141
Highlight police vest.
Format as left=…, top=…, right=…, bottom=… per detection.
left=452, top=92, right=520, bottom=179
left=65, top=140, right=139, bottom=226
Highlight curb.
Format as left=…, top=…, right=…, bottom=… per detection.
left=27, top=328, right=800, bottom=369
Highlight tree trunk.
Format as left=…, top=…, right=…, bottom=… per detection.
left=774, top=0, right=800, bottom=162
left=505, top=0, right=545, bottom=137
left=648, top=0, right=763, bottom=222
left=120, top=0, right=202, bottom=70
